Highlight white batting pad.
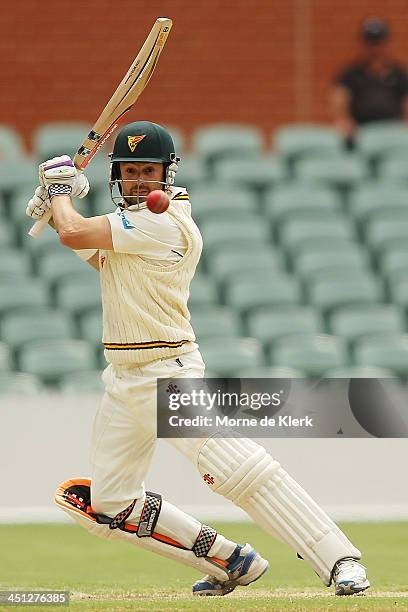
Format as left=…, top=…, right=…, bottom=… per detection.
left=197, top=436, right=361, bottom=585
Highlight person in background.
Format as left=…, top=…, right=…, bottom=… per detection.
left=331, top=17, right=408, bottom=150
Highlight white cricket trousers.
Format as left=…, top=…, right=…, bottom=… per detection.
left=90, top=349, right=206, bottom=517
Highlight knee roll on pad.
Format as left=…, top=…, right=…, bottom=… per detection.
left=197, top=436, right=361, bottom=585
left=54, top=478, right=228, bottom=581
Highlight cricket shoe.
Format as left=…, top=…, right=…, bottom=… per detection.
left=332, top=557, right=370, bottom=595
left=192, top=543, right=269, bottom=596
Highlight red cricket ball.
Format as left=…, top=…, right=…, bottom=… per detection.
left=146, top=190, right=170, bottom=214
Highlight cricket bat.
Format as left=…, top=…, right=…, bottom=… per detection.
left=29, top=17, right=172, bottom=237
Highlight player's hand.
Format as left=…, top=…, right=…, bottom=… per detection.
left=39, top=155, right=90, bottom=199
left=26, top=186, right=51, bottom=220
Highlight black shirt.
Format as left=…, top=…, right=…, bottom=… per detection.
left=335, top=61, right=408, bottom=124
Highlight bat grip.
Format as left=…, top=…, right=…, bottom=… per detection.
left=28, top=209, right=53, bottom=238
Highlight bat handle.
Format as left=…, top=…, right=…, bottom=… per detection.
left=28, top=208, right=53, bottom=238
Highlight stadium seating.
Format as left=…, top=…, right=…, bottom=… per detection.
left=279, top=218, right=356, bottom=255
left=349, top=183, right=408, bottom=223
left=0, top=371, right=45, bottom=394
left=176, top=155, right=208, bottom=188
left=0, top=160, right=37, bottom=193
left=247, top=306, right=323, bottom=344
left=0, top=342, right=12, bottom=371
left=324, top=366, right=395, bottom=378
left=0, top=248, right=31, bottom=277
left=1, top=309, right=75, bottom=350
left=188, top=184, right=259, bottom=222
left=214, top=155, right=287, bottom=189
left=270, top=334, right=348, bottom=376
left=189, top=274, right=219, bottom=308
left=295, top=248, right=370, bottom=281
left=3, top=121, right=408, bottom=387
left=9, top=186, right=40, bottom=222
left=381, top=247, right=408, bottom=282
left=165, top=125, right=186, bottom=158
left=0, top=279, right=49, bottom=315
left=356, top=121, right=408, bottom=161
left=264, top=183, right=342, bottom=223
left=83, top=157, right=111, bottom=191
left=59, top=370, right=104, bottom=393
left=295, top=154, right=368, bottom=189
left=379, top=156, right=408, bottom=183
left=192, top=124, right=263, bottom=167
left=56, top=273, right=101, bottom=315
left=78, top=309, right=103, bottom=346
left=93, top=192, right=115, bottom=216
left=389, top=277, right=408, bottom=309
left=273, top=124, right=342, bottom=164
left=19, top=339, right=97, bottom=385
left=0, top=126, right=27, bottom=160
left=191, top=307, right=242, bottom=339
left=366, top=219, right=408, bottom=253
left=0, top=221, right=15, bottom=248
left=208, top=249, right=284, bottom=285
left=329, top=305, right=404, bottom=341
left=225, top=273, right=301, bottom=316
left=199, top=337, right=265, bottom=376
left=33, top=122, right=91, bottom=161
left=308, top=275, right=383, bottom=314
left=288, top=236, right=360, bottom=264
left=38, top=249, right=89, bottom=286
left=234, top=366, right=306, bottom=378
left=200, top=217, right=270, bottom=254
left=354, top=333, right=408, bottom=376
left=21, top=220, right=61, bottom=259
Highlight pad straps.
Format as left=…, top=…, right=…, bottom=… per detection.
left=108, top=492, right=162, bottom=535
left=192, top=524, right=217, bottom=558
left=137, top=492, right=162, bottom=537
left=109, top=498, right=137, bottom=530
left=105, top=492, right=216, bottom=556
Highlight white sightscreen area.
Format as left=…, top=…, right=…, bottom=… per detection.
left=1, top=393, right=407, bottom=523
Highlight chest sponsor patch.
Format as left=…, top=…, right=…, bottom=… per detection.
left=119, top=211, right=135, bottom=229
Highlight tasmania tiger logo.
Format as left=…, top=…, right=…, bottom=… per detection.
left=128, top=135, right=146, bottom=152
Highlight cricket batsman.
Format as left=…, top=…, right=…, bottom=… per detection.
left=26, top=120, right=370, bottom=596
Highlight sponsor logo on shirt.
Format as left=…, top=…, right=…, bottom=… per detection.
left=119, top=211, right=135, bottom=229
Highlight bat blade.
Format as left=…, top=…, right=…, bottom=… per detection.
left=29, top=17, right=172, bottom=238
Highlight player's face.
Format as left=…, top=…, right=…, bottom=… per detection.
left=119, top=162, right=165, bottom=204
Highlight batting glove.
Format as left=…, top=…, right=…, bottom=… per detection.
left=39, top=155, right=90, bottom=199
left=26, top=186, right=51, bottom=220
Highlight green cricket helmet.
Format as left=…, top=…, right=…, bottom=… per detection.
left=109, top=121, right=179, bottom=208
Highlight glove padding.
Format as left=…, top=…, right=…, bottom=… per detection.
left=39, top=155, right=90, bottom=199
left=26, top=186, right=51, bottom=220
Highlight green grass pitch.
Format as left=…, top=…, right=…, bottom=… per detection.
left=0, top=522, right=407, bottom=611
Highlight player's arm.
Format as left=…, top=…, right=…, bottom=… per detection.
left=39, top=155, right=113, bottom=250
left=43, top=216, right=101, bottom=270
left=50, top=194, right=113, bottom=251
left=26, top=155, right=112, bottom=266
